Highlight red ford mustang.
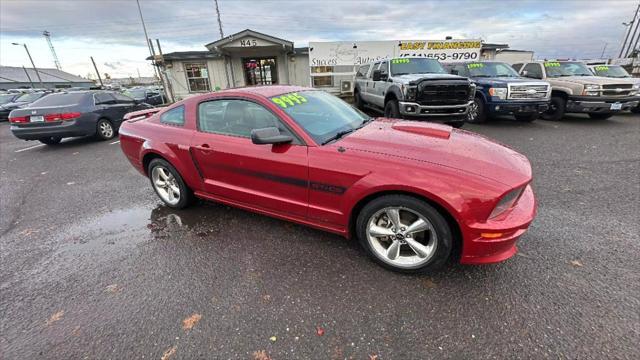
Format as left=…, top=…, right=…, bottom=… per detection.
left=119, top=85, right=536, bottom=273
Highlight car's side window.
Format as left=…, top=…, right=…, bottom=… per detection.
left=94, top=92, right=116, bottom=105
left=512, top=63, right=524, bottom=72
left=160, top=105, right=184, bottom=126
left=356, top=65, right=370, bottom=78
left=379, top=61, right=389, bottom=76
left=198, top=99, right=298, bottom=142
left=113, top=93, right=135, bottom=104
left=523, top=63, right=543, bottom=79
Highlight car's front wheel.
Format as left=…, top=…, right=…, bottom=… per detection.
left=384, top=99, right=401, bottom=119
left=356, top=195, right=453, bottom=273
left=541, top=96, right=566, bottom=121
left=148, top=158, right=193, bottom=209
left=467, top=97, right=486, bottom=123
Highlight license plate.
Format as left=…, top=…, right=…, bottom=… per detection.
left=30, top=115, right=44, bottom=122
left=610, top=103, right=622, bottom=110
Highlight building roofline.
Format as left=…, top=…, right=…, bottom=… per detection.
left=205, top=29, right=293, bottom=50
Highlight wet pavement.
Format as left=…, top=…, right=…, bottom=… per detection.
left=1, top=113, right=639, bottom=359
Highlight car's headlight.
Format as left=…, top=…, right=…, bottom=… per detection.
left=403, top=85, right=417, bottom=101
left=489, top=187, right=525, bottom=219
left=468, top=83, right=477, bottom=100
left=582, top=84, right=600, bottom=96
left=488, top=87, right=507, bottom=100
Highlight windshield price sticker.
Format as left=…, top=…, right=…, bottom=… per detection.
left=392, top=58, right=410, bottom=64
left=544, top=62, right=561, bottom=67
left=272, top=93, right=307, bottom=108
left=595, top=66, right=609, bottom=71
left=467, top=63, right=484, bottom=69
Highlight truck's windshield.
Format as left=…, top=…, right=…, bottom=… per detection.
left=591, top=65, right=631, bottom=78
left=390, top=58, right=446, bottom=76
left=466, top=62, right=520, bottom=77
left=545, top=62, right=593, bottom=77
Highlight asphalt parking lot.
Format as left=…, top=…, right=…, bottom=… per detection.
left=1, top=113, right=639, bottom=359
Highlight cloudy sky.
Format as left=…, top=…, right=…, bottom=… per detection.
left=1, top=0, right=638, bottom=79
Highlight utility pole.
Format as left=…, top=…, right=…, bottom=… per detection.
left=214, top=0, right=224, bottom=38
left=22, top=66, right=35, bottom=88
left=625, top=9, right=640, bottom=57
left=136, top=0, right=162, bottom=81
left=90, top=56, right=104, bottom=87
left=213, top=0, right=231, bottom=88
left=12, top=43, right=44, bottom=88
left=600, top=43, right=608, bottom=58
left=154, top=39, right=173, bottom=103
left=619, top=3, right=640, bottom=57
left=42, top=31, right=62, bottom=70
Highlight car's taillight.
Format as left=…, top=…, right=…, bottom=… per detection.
left=9, top=116, right=28, bottom=123
left=44, top=112, right=81, bottom=122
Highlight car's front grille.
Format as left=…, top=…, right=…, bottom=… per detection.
left=508, top=84, right=549, bottom=100
left=601, top=84, right=633, bottom=96
left=416, top=81, right=470, bottom=106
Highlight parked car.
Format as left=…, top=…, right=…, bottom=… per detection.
left=0, top=93, right=22, bottom=106
left=9, top=90, right=152, bottom=145
left=119, top=85, right=536, bottom=273
left=0, top=92, right=51, bottom=121
left=353, top=57, right=475, bottom=128
left=513, top=61, right=639, bottom=120
left=444, top=61, right=551, bottom=122
left=124, top=88, right=165, bottom=106
left=588, top=64, right=640, bottom=114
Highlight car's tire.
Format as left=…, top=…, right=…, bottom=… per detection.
left=514, top=113, right=538, bottom=122
left=447, top=120, right=465, bottom=128
left=541, top=96, right=566, bottom=121
left=95, top=118, right=116, bottom=140
left=148, top=158, right=193, bottom=209
left=384, top=99, right=401, bottom=119
left=38, top=137, right=62, bottom=145
left=588, top=113, right=613, bottom=120
left=467, top=97, right=487, bottom=123
left=354, top=90, right=364, bottom=110
left=356, top=195, right=453, bottom=274
left=631, top=106, right=640, bottom=114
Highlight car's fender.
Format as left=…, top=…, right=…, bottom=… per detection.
left=139, top=139, right=202, bottom=191
left=384, top=85, right=403, bottom=103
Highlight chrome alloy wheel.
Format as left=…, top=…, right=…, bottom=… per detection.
left=366, top=207, right=437, bottom=269
left=467, top=99, right=479, bottom=122
left=99, top=121, right=114, bottom=138
left=151, top=166, right=180, bottom=206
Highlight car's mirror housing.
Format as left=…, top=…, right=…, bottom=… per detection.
left=251, top=127, right=293, bottom=145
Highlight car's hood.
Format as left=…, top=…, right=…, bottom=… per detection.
left=392, top=73, right=468, bottom=84
left=471, top=77, right=547, bottom=86
left=337, top=119, right=531, bottom=186
left=549, top=76, right=635, bottom=85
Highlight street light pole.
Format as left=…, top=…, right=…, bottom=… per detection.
left=12, top=42, right=44, bottom=88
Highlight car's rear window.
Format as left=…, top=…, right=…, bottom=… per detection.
left=30, top=93, right=87, bottom=107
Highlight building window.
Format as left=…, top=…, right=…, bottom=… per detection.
left=185, top=63, right=210, bottom=92
left=312, top=66, right=333, bottom=87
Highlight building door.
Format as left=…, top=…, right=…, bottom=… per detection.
left=242, top=57, right=278, bottom=85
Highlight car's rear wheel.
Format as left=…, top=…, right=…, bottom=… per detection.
left=467, top=97, right=486, bottom=123
left=356, top=195, right=452, bottom=273
left=96, top=118, right=115, bottom=140
left=148, top=158, right=193, bottom=209
left=588, top=113, right=613, bottom=120
left=514, top=113, right=538, bottom=122
left=39, top=137, right=62, bottom=145
left=541, top=96, right=566, bottom=121
left=384, top=99, right=401, bottom=119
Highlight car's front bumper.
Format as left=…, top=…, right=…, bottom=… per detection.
left=566, top=95, right=640, bottom=113
left=10, top=118, right=96, bottom=140
left=487, top=100, right=549, bottom=115
left=460, top=184, right=537, bottom=265
left=398, top=100, right=471, bottom=121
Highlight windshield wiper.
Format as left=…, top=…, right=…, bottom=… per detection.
left=321, top=129, right=356, bottom=145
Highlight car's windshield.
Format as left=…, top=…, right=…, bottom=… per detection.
left=0, top=94, right=16, bottom=104
left=591, top=65, right=631, bottom=78
left=30, top=93, right=87, bottom=107
left=124, top=89, right=146, bottom=99
left=390, top=58, right=446, bottom=76
left=271, top=90, right=370, bottom=145
left=466, top=62, right=520, bottom=77
left=545, top=62, right=593, bottom=77
left=16, top=92, right=45, bottom=103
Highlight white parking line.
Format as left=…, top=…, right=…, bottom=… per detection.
left=110, top=140, right=120, bottom=145
left=14, top=144, right=45, bottom=153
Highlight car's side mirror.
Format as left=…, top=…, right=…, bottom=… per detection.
left=372, top=70, right=382, bottom=81
left=251, top=127, right=293, bottom=145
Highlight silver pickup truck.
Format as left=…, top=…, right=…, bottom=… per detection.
left=353, top=57, right=475, bottom=128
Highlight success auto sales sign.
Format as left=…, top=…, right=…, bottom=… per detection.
left=309, top=39, right=482, bottom=66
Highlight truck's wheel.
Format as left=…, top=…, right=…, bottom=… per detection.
left=541, top=96, right=566, bottom=121
left=514, top=113, right=538, bottom=122
left=588, top=113, right=613, bottom=120
left=354, top=90, right=364, bottom=110
left=467, top=97, right=486, bottom=123
left=384, top=100, right=401, bottom=119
